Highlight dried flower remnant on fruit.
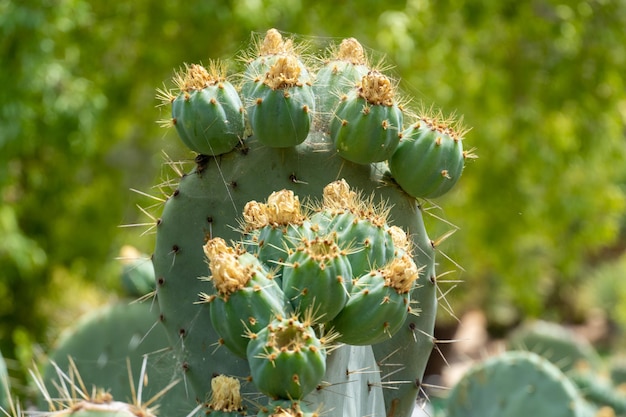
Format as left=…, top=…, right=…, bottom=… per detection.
left=322, top=179, right=358, bottom=212
left=243, top=200, right=270, bottom=230
left=266, top=189, right=305, bottom=225
left=264, top=55, right=303, bottom=90
left=174, top=62, right=226, bottom=92
left=383, top=254, right=419, bottom=294
left=203, top=238, right=251, bottom=296
left=209, top=375, right=243, bottom=412
left=387, top=226, right=411, bottom=254
left=336, top=37, right=366, bottom=65
left=259, top=28, right=294, bottom=56
left=358, top=71, right=394, bottom=106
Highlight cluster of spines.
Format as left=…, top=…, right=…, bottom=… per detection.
left=158, top=28, right=474, bottom=201
left=197, top=179, right=420, bottom=402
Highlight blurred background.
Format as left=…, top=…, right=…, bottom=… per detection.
left=1, top=0, right=625, bottom=398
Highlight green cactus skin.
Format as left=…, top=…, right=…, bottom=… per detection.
left=204, top=243, right=287, bottom=358
left=40, top=301, right=193, bottom=416
left=326, top=211, right=396, bottom=278
left=389, top=119, right=465, bottom=199
left=172, top=77, right=245, bottom=156
left=247, top=316, right=326, bottom=400
left=329, top=267, right=412, bottom=346
left=507, top=320, right=602, bottom=374
left=330, top=72, right=403, bottom=164
left=246, top=55, right=314, bottom=148
left=305, top=344, right=386, bottom=416
left=446, top=351, right=590, bottom=417
left=281, top=236, right=352, bottom=323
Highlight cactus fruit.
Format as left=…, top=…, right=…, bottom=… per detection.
left=313, top=37, right=370, bottom=126
left=152, top=28, right=472, bottom=416
left=247, top=315, right=327, bottom=400
left=246, top=54, right=314, bottom=148
left=389, top=114, right=470, bottom=199
left=330, top=254, right=419, bottom=345
left=168, top=62, right=245, bottom=156
left=200, top=237, right=287, bottom=358
left=330, top=71, right=403, bottom=164
left=281, top=236, right=352, bottom=322
left=446, top=351, right=591, bottom=417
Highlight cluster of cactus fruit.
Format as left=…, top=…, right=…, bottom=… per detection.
left=150, top=28, right=474, bottom=417
left=1, top=29, right=475, bottom=417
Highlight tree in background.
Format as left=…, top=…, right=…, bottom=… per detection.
left=1, top=0, right=624, bottom=392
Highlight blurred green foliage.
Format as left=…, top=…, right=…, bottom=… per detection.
left=1, top=0, right=625, bottom=392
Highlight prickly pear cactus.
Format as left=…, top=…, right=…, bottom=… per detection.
left=153, top=29, right=472, bottom=416
left=507, top=320, right=602, bottom=373
left=446, top=351, right=591, bottom=417
left=40, top=301, right=192, bottom=416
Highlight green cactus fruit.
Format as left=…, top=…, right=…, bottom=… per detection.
left=389, top=115, right=469, bottom=199
left=281, top=235, right=352, bottom=323
left=507, top=320, right=602, bottom=374
left=119, top=246, right=155, bottom=297
left=446, top=351, right=590, bottom=417
left=330, top=212, right=396, bottom=277
left=242, top=189, right=316, bottom=279
left=240, top=28, right=295, bottom=98
left=201, top=238, right=287, bottom=358
left=313, top=37, right=370, bottom=126
left=169, top=62, right=245, bottom=156
left=246, top=54, right=314, bottom=148
left=330, top=71, right=403, bottom=164
left=257, top=399, right=319, bottom=417
left=330, top=254, right=418, bottom=345
left=312, top=179, right=397, bottom=277
left=247, top=315, right=326, bottom=400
